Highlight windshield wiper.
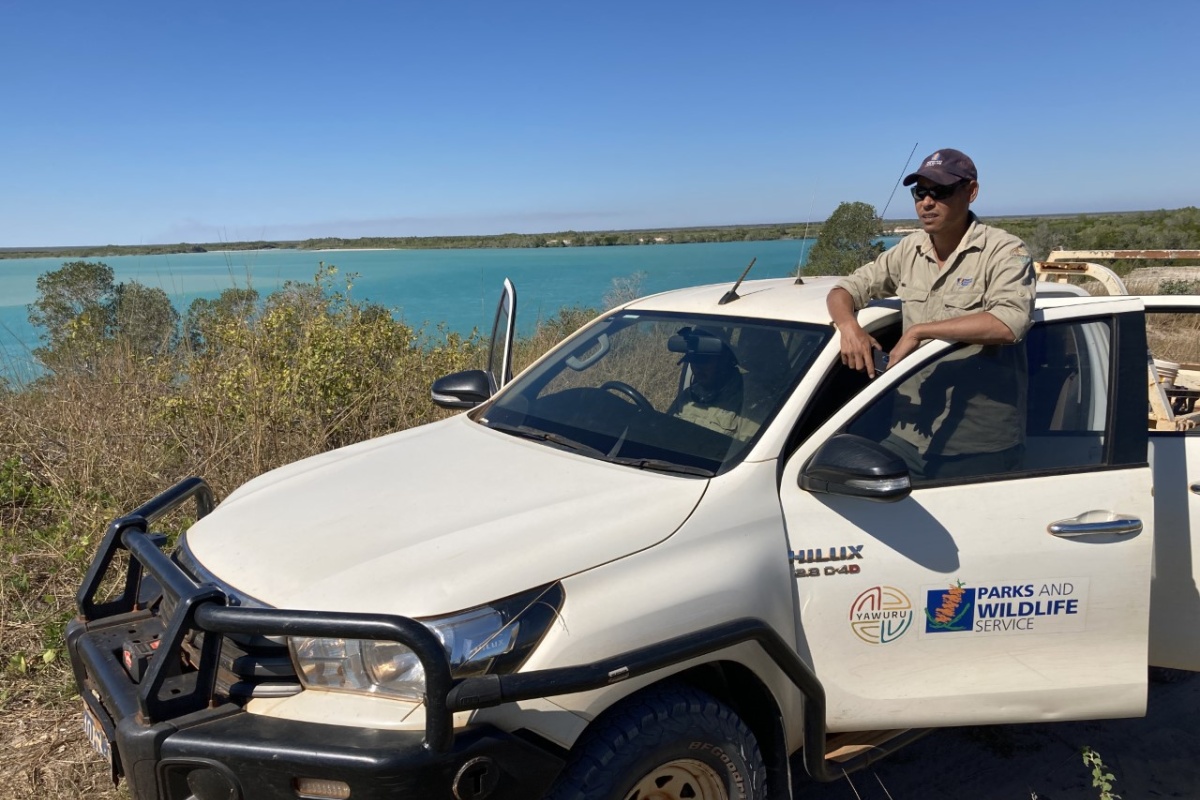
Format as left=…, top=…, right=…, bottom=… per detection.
left=485, top=422, right=606, bottom=458
left=608, top=457, right=715, bottom=477
left=486, top=422, right=713, bottom=476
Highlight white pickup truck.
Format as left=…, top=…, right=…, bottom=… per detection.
left=68, top=266, right=1200, bottom=800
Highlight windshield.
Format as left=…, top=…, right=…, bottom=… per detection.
left=479, top=311, right=831, bottom=475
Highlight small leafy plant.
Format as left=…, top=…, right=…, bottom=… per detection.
left=1081, top=746, right=1122, bottom=800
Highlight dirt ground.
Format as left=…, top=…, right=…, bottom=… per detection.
left=798, top=670, right=1200, bottom=799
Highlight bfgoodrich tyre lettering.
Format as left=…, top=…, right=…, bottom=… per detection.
left=688, top=741, right=747, bottom=793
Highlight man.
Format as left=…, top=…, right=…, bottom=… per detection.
left=827, top=148, right=1035, bottom=371
left=669, top=329, right=758, bottom=441
left=825, top=148, right=1036, bottom=478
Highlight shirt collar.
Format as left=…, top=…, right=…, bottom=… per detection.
left=916, top=212, right=983, bottom=260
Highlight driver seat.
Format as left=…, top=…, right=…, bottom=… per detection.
left=736, top=328, right=791, bottom=425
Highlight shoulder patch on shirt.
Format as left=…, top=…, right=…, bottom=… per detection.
left=1011, top=244, right=1029, bottom=258
left=1021, top=256, right=1035, bottom=285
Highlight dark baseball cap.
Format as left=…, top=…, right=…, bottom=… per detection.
left=902, top=149, right=977, bottom=186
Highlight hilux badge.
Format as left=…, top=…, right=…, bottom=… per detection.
left=790, top=545, right=864, bottom=564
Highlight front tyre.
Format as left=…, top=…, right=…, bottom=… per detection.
left=545, top=684, right=766, bottom=800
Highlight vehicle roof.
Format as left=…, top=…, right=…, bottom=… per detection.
left=624, top=276, right=853, bottom=326
left=623, top=276, right=1111, bottom=327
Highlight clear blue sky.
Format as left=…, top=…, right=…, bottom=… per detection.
left=2, top=1, right=1197, bottom=247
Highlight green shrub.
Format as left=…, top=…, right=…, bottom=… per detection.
left=1159, top=278, right=1199, bottom=295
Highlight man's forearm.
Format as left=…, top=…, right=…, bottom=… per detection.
left=908, top=311, right=1017, bottom=346
left=827, top=287, right=861, bottom=328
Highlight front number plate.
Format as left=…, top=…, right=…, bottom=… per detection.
left=81, top=704, right=112, bottom=766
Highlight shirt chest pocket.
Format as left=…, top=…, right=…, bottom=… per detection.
left=897, top=285, right=929, bottom=304
left=943, top=289, right=984, bottom=313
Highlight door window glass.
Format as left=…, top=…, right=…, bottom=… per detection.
left=844, top=320, right=1113, bottom=484
left=1147, top=310, right=1200, bottom=424
left=487, top=279, right=516, bottom=388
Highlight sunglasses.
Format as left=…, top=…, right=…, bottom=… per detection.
left=910, top=180, right=967, bottom=202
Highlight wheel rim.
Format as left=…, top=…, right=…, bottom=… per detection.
left=623, top=758, right=729, bottom=800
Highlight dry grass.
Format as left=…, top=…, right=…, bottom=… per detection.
left=1, top=369, right=178, bottom=799
left=1147, top=318, right=1200, bottom=367
left=0, top=704, right=124, bottom=800
left=1131, top=273, right=1200, bottom=367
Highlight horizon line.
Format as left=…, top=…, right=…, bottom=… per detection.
left=2, top=206, right=1194, bottom=252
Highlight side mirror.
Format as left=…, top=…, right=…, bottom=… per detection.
left=800, top=434, right=911, bottom=502
left=431, top=369, right=496, bottom=409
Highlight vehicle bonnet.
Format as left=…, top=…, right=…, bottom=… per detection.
left=182, top=415, right=707, bottom=617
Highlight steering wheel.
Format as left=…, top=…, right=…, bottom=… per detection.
left=600, top=381, right=654, bottom=412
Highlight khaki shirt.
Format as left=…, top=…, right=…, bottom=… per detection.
left=835, top=214, right=1035, bottom=341
left=837, top=215, right=1034, bottom=457
left=673, top=375, right=760, bottom=441
left=886, top=343, right=1028, bottom=457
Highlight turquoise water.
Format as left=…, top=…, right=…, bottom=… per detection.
left=0, top=239, right=889, bottom=382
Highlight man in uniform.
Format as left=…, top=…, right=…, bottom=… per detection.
left=825, top=148, right=1036, bottom=478
left=669, top=329, right=759, bottom=442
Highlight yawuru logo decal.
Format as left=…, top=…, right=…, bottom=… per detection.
left=849, top=586, right=913, bottom=645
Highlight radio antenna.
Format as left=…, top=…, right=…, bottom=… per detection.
left=794, top=191, right=816, bottom=284
left=879, top=142, right=919, bottom=222
left=718, top=257, right=756, bottom=305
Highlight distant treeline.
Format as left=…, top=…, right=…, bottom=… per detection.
left=296, top=223, right=816, bottom=251
left=987, top=207, right=1200, bottom=263
left=0, top=241, right=280, bottom=259
left=0, top=224, right=815, bottom=259
left=3, top=207, right=1197, bottom=260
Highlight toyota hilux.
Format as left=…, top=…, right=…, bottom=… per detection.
left=68, top=267, right=1200, bottom=800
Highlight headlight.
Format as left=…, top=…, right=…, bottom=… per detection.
left=289, top=583, right=564, bottom=701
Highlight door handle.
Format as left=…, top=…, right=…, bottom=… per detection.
left=1048, top=511, right=1142, bottom=538
left=1192, top=483, right=1200, bottom=495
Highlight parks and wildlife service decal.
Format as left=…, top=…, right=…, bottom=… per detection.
left=848, top=578, right=1089, bottom=645
left=919, top=578, right=1089, bottom=638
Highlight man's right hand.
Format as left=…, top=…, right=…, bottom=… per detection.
left=827, top=287, right=884, bottom=377
left=837, top=322, right=883, bottom=377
